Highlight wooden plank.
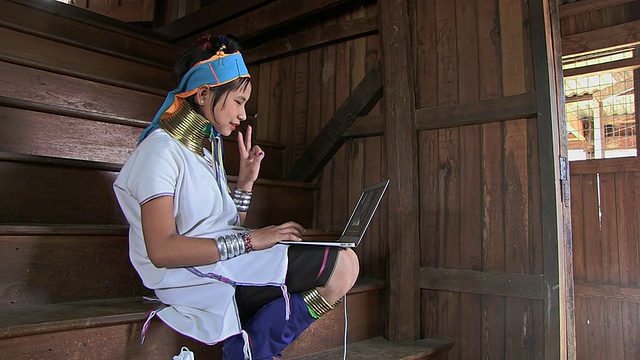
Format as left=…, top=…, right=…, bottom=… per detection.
left=0, top=105, right=284, bottom=178
left=415, top=0, right=438, bottom=109
left=570, top=157, right=640, bottom=174
left=420, top=267, right=544, bottom=300
left=436, top=1, right=461, bottom=341
left=379, top=0, right=419, bottom=342
left=256, top=62, right=271, bottom=141
left=0, top=159, right=125, bottom=225
left=285, top=61, right=382, bottom=182
left=0, top=235, right=144, bottom=306
left=343, top=114, right=384, bottom=138
left=477, top=0, right=505, bottom=355
left=457, top=4, right=482, bottom=358
left=500, top=0, right=532, bottom=357
left=415, top=92, right=537, bottom=131
left=562, top=19, right=640, bottom=56
left=0, top=61, right=163, bottom=123
left=154, top=0, right=264, bottom=41
left=244, top=16, right=378, bottom=64
left=291, top=53, right=310, bottom=168
left=284, top=287, right=386, bottom=358
left=628, top=174, right=640, bottom=358
left=559, top=0, right=636, bottom=18
left=278, top=55, right=295, bottom=170
left=587, top=298, right=607, bottom=360
left=1, top=0, right=180, bottom=68
left=0, top=106, right=138, bottom=164
left=616, top=173, right=639, bottom=287
left=0, top=27, right=171, bottom=94
left=605, top=299, right=625, bottom=359
left=362, top=135, right=385, bottom=279
left=623, top=302, right=640, bottom=359
left=0, top=96, right=149, bottom=129
left=80, top=0, right=155, bottom=22
left=178, top=0, right=353, bottom=45
left=570, top=175, right=587, bottom=282
left=310, top=50, right=331, bottom=229
left=267, top=59, right=282, bottom=143
left=291, top=336, right=453, bottom=360
left=575, top=297, right=589, bottom=359
left=528, top=0, right=572, bottom=357
left=600, top=173, right=620, bottom=285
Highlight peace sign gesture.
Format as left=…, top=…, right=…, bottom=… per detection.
left=236, top=125, right=264, bottom=191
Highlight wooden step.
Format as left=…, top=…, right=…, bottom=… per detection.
left=290, top=336, right=454, bottom=360
left=0, top=279, right=385, bottom=359
left=2, top=0, right=182, bottom=69
left=0, top=152, right=314, bottom=226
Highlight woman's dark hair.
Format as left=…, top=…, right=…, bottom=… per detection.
left=173, top=33, right=251, bottom=111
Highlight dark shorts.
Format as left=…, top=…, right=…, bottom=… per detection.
left=235, top=245, right=340, bottom=324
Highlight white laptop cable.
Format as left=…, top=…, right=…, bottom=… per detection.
left=343, top=295, right=348, bottom=360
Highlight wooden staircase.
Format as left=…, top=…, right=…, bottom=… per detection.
left=0, top=0, right=453, bottom=358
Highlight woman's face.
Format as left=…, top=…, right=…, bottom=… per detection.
left=204, top=82, right=252, bottom=136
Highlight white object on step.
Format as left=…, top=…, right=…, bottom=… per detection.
left=173, top=346, right=195, bottom=360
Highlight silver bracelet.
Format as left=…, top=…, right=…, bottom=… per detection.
left=233, top=189, right=253, bottom=212
left=217, top=233, right=250, bottom=261
left=237, top=233, right=246, bottom=254
left=216, top=236, right=228, bottom=261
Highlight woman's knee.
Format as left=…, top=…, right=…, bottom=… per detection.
left=320, top=249, right=359, bottom=301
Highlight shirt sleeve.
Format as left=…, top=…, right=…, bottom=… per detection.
left=125, top=138, right=182, bottom=206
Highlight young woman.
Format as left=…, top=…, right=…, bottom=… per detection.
left=113, top=34, right=359, bottom=359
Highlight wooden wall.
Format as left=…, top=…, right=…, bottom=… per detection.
left=570, top=158, right=640, bottom=360
left=560, top=1, right=640, bottom=360
left=415, top=0, right=545, bottom=358
left=240, top=1, right=389, bottom=279
left=225, top=0, right=565, bottom=357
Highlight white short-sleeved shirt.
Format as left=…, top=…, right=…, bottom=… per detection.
left=113, top=129, right=289, bottom=344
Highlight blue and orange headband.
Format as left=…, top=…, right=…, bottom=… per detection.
left=138, top=50, right=251, bottom=143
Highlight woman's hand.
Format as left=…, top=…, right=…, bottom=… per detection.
left=249, top=221, right=305, bottom=250
left=236, top=125, right=264, bottom=191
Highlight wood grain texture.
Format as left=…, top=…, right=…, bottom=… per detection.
left=379, top=0, right=420, bottom=342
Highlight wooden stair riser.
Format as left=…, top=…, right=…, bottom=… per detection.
left=0, top=234, right=144, bottom=308
left=0, top=157, right=312, bottom=226
left=0, top=285, right=382, bottom=360
left=1, top=0, right=181, bottom=69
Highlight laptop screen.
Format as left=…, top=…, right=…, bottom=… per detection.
left=340, top=180, right=389, bottom=243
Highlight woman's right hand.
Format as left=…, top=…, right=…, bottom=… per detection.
left=249, top=221, right=305, bottom=250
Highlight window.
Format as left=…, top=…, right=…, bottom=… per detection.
left=563, top=47, right=638, bottom=160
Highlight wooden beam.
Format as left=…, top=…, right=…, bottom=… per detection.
left=284, top=62, right=383, bottom=182
left=244, top=16, right=378, bottom=64
left=563, top=56, right=640, bottom=78
left=343, top=114, right=384, bottom=139
left=529, top=0, right=575, bottom=358
left=155, top=0, right=265, bottom=41
left=379, top=0, right=419, bottom=342
left=559, top=0, right=636, bottom=18
left=574, top=283, right=640, bottom=303
left=176, top=0, right=353, bottom=46
left=562, top=20, right=640, bottom=56
left=569, top=157, right=640, bottom=175
left=415, top=92, right=537, bottom=130
left=420, top=267, right=544, bottom=300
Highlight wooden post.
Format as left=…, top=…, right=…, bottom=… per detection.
left=528, top=0, right=576, bottom=358
left=378, top=0, right=420, bottom=342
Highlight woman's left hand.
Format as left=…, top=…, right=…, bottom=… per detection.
left=236, top=125, right=264, bottom=190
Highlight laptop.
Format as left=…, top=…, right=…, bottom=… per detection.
left=281, top=179, right=389, bottom=248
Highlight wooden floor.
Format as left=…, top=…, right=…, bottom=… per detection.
left=291, top=336, right=453, bottom=360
